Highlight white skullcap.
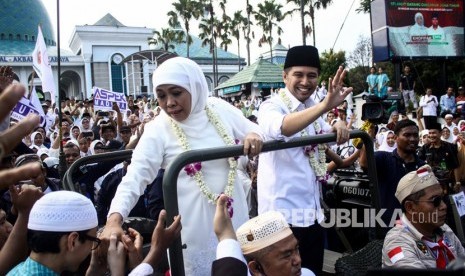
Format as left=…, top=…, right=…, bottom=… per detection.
left=236, top=211, right=293, bottom=255
left=28, top=191, right=97, bottom=232
left=43, top=157, right=59, bottom=168
left=395, top=165, right=439, bottom=204
left=445, top=114, right=453, bottom=119
left=37, top=148, right=49, bottom=158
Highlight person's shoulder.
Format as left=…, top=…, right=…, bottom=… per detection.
left=384, top=224, right=416, bottom=247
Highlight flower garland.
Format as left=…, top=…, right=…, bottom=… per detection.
left=279, top=90, right=327, bottom=180
left=169, top=104, right=237, bottom=215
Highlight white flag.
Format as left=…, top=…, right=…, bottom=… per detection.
left=29, top=86, right=45, bottom=118
left=32, top=26, right=56, bottom=105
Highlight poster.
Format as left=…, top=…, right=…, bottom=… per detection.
left=386, top=0, right=464, bottom=57
left=452, top=191, right=465, bottom=217
left=93, top=87, right=127, bottom=112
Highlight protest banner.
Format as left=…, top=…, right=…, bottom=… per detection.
left=11, top=97, right=45, bottom=125
left=93, top=87, right=127, bottom=112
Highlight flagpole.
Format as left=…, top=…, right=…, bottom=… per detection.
left=56, top=0, right=66, bottom=181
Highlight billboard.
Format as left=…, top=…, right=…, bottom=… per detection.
left=387, top=0, right=464, bottom=57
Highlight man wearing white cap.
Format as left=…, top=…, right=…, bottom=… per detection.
left=7, top=191, right=100, bottom=275
left=441, top=114, right=456, bottom=133
left=236, top=211, right=315, bottom=275
left=382, top=165, right=465, bottom=269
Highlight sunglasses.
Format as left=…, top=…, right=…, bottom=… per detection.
left=415, top=195, right=445, bottom=208
left=81, top=234, right=101, bottom=250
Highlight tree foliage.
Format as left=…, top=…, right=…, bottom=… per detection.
left=347, top=35, right=372, bottom=69
left=319, top=49, right=347, bottom=85
left=149, top=28, right=184, bottom=51
left=167, top=0, right=204, bottom=58
left=356, top=0, right=373, bottom=13
left=254, top=0, right=288, bottom=60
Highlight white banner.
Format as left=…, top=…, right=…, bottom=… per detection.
left=32, top=26, right=56, bottom=104
left=93, top=87, right=127, bottom=112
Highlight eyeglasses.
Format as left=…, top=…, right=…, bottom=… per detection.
left=415, top=195, right=445, bottom=208
left=81, top=234, right=101, bottom=250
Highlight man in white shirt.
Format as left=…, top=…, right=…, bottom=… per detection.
left=257, top=45, right=351, bottom=274
left=427, top=13, right=446, bottom=56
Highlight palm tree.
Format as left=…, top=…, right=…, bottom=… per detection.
left=245, top=0, right=252, bottom=65
left=218, top=15, right=233, bottom=52
left=148, top=28, right=184, bottom=51
left=167, top=0, right=204, bottom=58
left=286, top=0, right=333, bottom=47
left=231, top=11, right=248, bottom=70
left=254, top=0, right=288, bottom=62
left=286, top=0, right=311, bottom=45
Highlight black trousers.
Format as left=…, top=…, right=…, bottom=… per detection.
left=423, top=115, right=437, bottom=130
left=290, top=223, right=325, bottom=275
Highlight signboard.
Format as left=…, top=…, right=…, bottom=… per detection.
left=258, top=82, right=285, bottom=89
left=0, top=56, right=70, bottom=63
left=223, top=85, right=242, bottom=94
left=93, top=87, right=127, bottom=112
left=11, top=97, right=45, bottom=125
left=386, top=0, right=464, bottom=57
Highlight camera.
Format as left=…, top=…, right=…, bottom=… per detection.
left=361, top=93, right=402, bottom=124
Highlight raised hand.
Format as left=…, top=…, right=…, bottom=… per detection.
left=122, top=227, right=144, bottom=270
left=107, top=233, right=126, bottom=276
left=0, top=84, right=40, bottom=160
left=324, top=66, right=353, bottom=111
left=213, top=194, right=236, bottom=242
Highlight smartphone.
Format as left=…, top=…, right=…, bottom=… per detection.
left=82, top=132, right=93, bottom=138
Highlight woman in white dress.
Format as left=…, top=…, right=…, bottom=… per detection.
left=101, top=57, right=263, bottom=275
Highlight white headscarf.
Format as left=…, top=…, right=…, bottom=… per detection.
left=152, top=57, right=210, bottom=138
left=89, top=140, right=103, bottom=155
left=419, top=129, right=429, bottom=147
left=458, top=120, right=465, bottom=132
left=31, top=131, right=46, bottom=148
left=441, top=127, right=456, bottom=143
left=378, top=130, right=397, bottom=152
left=414, top=13, right=425, bottom=27
left=152, top=57, right=208, bottom=117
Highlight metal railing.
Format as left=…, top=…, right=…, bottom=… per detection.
left=61, top=131, right=378, bottom=276
left=63, top=149, right=133, bottom=192
left=163, top=130, right=378, bottom=276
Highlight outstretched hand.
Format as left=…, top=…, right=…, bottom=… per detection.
left=214, top=194, right=236, bottom=242
left=141, top=210, right=182, bottom=268
left=324, top=66, right=353, bottom=111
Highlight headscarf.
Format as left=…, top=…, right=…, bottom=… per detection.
left=414, top=13, right=425, bottom=27
left=152, top=57, right=208, bottom=117
left=441, top=127, right=455, bottom=144
left=152, top=57, right=210, bottom=138
left=378, top=130, right=397, bottom=152
left=376, top=126, right=388, bottom=148
left=458, top=120, right=465, bottom=132
left=31, top=131, right=46, bottom=148
left=419, top=129, right=429, bottom=147
left=89, top=140, right=103, bottom=155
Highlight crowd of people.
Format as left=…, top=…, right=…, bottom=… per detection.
left=0, top=44, right=465, bottom=276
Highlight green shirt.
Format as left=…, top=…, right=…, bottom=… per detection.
left=7, top=257, right=59, bottom=276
